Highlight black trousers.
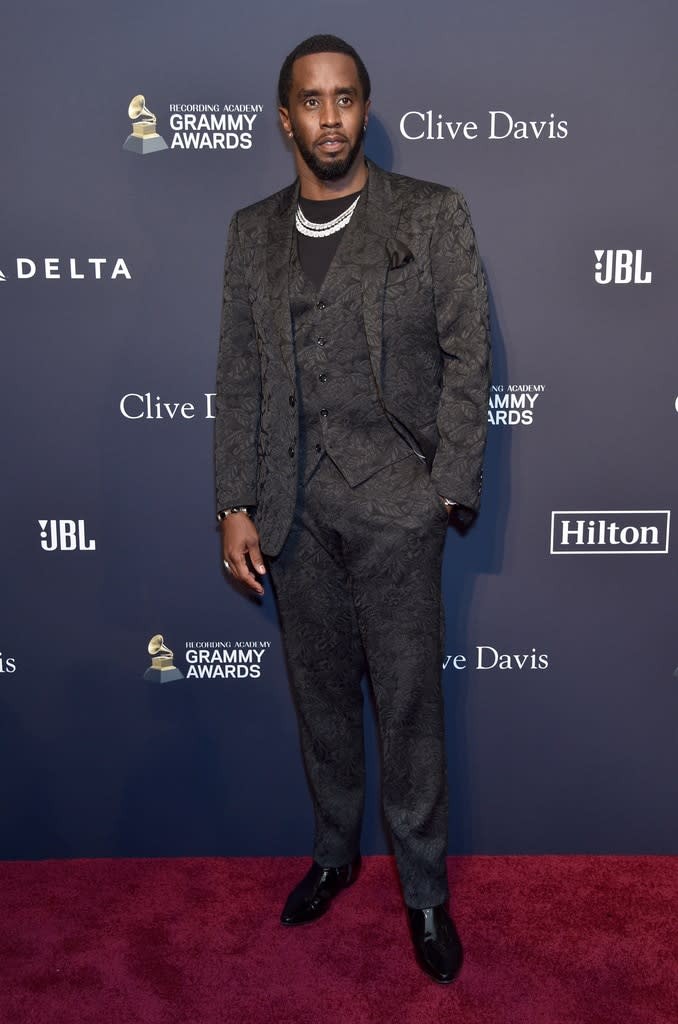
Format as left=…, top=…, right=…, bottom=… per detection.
left=266, top=448, right=451, bottom=908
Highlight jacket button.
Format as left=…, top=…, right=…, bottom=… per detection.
left=319, top=372, right=327, bottom=382
left=315, top=443, right=321, bottom=452
left=289, top=394, right=295, bottom=406
left=317, top=336, right=325, bottom=345
left=320, top=408, right=328, bottom=417
left=316, top=300, right=326, bottom=310
left=288, top=445, right=295, bottom=457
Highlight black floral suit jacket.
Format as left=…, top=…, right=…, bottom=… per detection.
left=215, top=156, right=492, bottom=557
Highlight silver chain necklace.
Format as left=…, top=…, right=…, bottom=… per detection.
left=295, top=194, right=361, bottom=238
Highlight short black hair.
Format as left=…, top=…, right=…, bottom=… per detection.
left=277, top=34, right=371, bottom=108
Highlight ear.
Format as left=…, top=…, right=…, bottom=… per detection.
left=278, top=105, right=291, bottom=135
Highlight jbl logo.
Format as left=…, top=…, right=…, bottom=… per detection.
left=39, top=519, right=96, bottom=551
left=594, top=249, right=652, bottom=284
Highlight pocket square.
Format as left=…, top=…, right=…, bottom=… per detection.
left=385, top=237, right=415, bottom=270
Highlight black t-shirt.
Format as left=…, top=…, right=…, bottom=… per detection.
left=296, top=189, right=363, bottom=292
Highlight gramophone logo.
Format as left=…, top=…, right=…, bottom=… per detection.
left=143, top=633, right=185, bottom=683
left=123, top=94, right=168, bottom=155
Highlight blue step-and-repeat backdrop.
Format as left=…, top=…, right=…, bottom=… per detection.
left=1, top=1, right=676, bottom=858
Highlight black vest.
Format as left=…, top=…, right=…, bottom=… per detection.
left=289, top=193, right=413, bottom=486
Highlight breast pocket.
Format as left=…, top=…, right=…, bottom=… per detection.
left=385, top=260, right=421, bottom=287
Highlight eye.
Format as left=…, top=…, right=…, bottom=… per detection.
left=338, top=96, right=352, bottom=105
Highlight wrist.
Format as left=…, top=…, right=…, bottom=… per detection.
left=217, top=506, right=251, bottom=523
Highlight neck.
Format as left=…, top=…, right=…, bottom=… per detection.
left=297, top=154, right=368, bottom=200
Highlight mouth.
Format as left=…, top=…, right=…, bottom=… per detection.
left=316, top=136, right=347, bottom=152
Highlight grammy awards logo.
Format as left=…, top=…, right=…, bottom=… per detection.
left=123, top=94, right=168, bottom=155
left=143, top=634, right=185, bottom=683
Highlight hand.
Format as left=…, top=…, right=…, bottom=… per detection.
left=437, top=495, right=476, bottom=531
left=221, top=513, right=266, bottom=596
left=446, top=501, right=476, bottom=532
left=438, top=495, right=455, bottom=515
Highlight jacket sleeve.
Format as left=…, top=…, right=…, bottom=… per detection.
left=428, top=188, right=491, bottom=513
left=214, top=211, right=261, bottom=513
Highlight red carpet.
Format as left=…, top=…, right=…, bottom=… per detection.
left=1, top=855, right=675, bottom=1024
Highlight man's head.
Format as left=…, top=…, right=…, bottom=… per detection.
left=277, top=34, right=371, bottom=183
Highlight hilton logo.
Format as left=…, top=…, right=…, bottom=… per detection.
left=550, top=511, right=670, bottom=554
left=594, top=250, right=651, bottom=284
left=39, top=520, right=96, bottom=552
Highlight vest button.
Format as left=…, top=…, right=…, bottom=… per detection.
left=288, top=445, right=295, bottom=457
left=316, top=300, right=326, bottom=310
left=316, top=336, right=325, bottom=345
left=315, top=443, right=322, bottom=452
left=319, top=372, right=327, bottom=382
left=289, top=394, right=295, bottom=406
left=320, top=408, right=328, bottom=417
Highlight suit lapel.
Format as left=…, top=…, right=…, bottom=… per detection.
left=358, top=158, right=403, bottom=400
left=265, top=178, right=298, bottom=384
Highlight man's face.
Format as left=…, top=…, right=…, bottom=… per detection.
left=279, top=52, right=370, bottom=181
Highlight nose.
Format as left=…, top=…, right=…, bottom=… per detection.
left=319, top=100, right=341, bottom=128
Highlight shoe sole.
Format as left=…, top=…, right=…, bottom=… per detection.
left=279, top=903, right=330, bottom=927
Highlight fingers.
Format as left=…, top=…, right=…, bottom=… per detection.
left=249, top=543, right=266, bottom=576
left=222, top=532, right=265, bottom=595
left=227, top=547, right=264, bottom=595
left=220, top=516, right=266, bottom=595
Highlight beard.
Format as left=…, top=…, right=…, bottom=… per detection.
left=290, top=123, right=364, bottom=181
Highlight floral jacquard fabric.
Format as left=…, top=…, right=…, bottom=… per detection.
left=215, top=156, right=491, bottom=557
left=267, top=449, right=451, bottom=908
left=287, top=189, right=418, bottom=489
left=214, top=157, right=492, bottom=907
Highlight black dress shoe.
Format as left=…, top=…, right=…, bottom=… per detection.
left=280, top=853, right=362, bottom=925
left=406, top=902, right=464, bottom=984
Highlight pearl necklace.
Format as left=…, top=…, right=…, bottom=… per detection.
left=295, top=194, right=361, bottom=237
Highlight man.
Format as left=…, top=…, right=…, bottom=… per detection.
left=214, top=34, right=491, bottom=984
